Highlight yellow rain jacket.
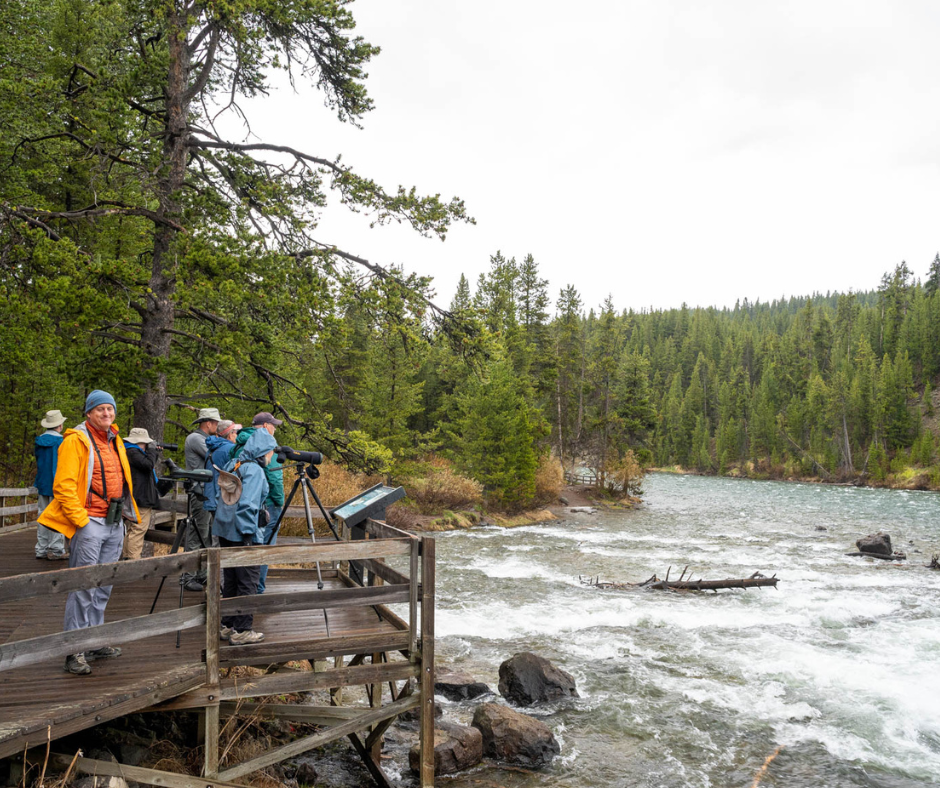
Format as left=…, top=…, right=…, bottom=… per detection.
left=37, top=422, right=140, bottom=539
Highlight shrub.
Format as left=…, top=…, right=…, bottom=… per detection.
left=603, top=449, right=645, bottom=499
left=533, top=455, right=563, bottom=504
left=395, top=455, right=483, bottom=514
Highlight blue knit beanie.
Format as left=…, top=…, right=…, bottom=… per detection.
left=84, top=389, right=117, bottom=414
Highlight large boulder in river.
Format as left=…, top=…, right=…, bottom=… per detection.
left=857, top=532, right=892, bottom=555
left=471, top=702, right=560, bottom=768
left=498, top=652, right=579, bottom=706
left=435, top=670, right=492, bottom=701
left=408, top=721, right=482, bottom=775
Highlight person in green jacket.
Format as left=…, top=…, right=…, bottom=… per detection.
left=231, top=412, right=284, bottom=593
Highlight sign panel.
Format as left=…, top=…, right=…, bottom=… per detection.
left=331, top=483, right=406, bottom=529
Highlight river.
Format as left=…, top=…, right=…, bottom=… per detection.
left=387, top=473, right=940, bottom=787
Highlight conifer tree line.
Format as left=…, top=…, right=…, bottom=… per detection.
left=3, top=1, right=939, bottom=507
left=403, top=253, right=940, bottom=497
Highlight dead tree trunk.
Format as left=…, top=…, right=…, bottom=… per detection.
left=581, top=568, right=780, bottom=592
left=641, top=573, right=779, bottom=591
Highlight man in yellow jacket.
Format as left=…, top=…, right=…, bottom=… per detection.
left=39, top=390, right=140, bottom=675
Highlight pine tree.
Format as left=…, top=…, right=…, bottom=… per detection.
left=453, top=355, right=540, bottom=510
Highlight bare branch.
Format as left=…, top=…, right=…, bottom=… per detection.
left=14, top=202, right=184, bottom=232
left=184, top=26, right=221, bottom=104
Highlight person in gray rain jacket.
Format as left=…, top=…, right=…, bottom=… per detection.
left=211, top=428, right=276, bottom=645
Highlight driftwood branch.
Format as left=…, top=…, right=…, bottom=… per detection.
left=845, top=551, right=907, bottom=561
left=581, top=569, right=780, bottom=593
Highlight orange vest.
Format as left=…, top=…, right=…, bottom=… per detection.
left=37, top=422, right=140, bottom=539
left=86, top=425, right=125, bottom=517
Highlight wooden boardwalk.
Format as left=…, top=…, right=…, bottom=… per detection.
left=0, top=519, right=436, bottom=787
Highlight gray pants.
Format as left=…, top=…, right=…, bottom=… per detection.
left=182, top=493, right=212, bottom=583
left=64, top=517, right=124, bottom=632
left=35, top=494, right=67, bottom=557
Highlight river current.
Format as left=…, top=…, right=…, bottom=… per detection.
left=400, top=473, right=940, bottom=787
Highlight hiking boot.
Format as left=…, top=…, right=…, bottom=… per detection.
left=220, top=625, right=235, bottom=641
left=228, top=629, right=265, bottom=645
left=65, top=653, right=92, bottom=675
left=183, top=578, right=206, bottom=592
left=85, top=646, right=122, bottom=661
left=46, top=550, right=69, bottom=561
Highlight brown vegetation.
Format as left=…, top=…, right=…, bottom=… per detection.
left=533, top=455, right=564, bottom=504
left=393, top=456, right=483, bottom=515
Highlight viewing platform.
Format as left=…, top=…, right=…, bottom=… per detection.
left=0, top=493, right=436, bottom=788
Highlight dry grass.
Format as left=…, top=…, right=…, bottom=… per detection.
left=278, top=460, right=382, bottom=538
left=395, top=455, right=483, bottom=515
left=533, top=454, right=564, bottom=504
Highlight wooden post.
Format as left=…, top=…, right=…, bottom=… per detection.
left=204, top=548, right=221, bottom=778
left=418, top=537, right=435, bottom=788
left=368, top=531, right=384, bottom=763
left=409, top=539, right=419, bottom=661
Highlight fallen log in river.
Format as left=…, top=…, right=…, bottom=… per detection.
left=581, top=568, right=779, bottom=593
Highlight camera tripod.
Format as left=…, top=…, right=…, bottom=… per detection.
left=149, top=480, right=209, bottom=647
left=269, top=461, right=341, bottom=635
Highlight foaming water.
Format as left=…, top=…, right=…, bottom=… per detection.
left=426, top=473, right=940, bottom=787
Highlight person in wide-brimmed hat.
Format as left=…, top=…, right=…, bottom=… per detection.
left=122, top=427, right=159, bottom=561
left=34, top=410, right=68, bottom=560
left=181, top=406, right=221, bottom=590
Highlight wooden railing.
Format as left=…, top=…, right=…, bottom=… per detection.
left=0, top=516, right=436, bottom=787
left=0, top=551, right=205, bottom=673
left=564, top=470, right=597, bottom=485
left=0, top=486, right=38, bottom=532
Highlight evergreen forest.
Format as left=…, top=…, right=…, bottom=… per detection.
left=2, top=1, right=939, bottom=509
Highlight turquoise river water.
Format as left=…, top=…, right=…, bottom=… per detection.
left=381, top=472, right=940, bottom=788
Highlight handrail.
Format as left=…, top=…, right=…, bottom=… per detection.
left=219, top=538, right=412, bottom=568
left=0, top=551, right=202, bottom=602
left=0, top=603, right=207, bottom=672
left=0, top=486, right=38, bottom=527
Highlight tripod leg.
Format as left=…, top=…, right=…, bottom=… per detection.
left=307, top=482, right=366, bottom=586
left=149, top=515, right=191, bottom=614
left=299, top=479, right=330, bottom=637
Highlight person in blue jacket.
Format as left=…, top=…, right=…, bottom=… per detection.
left=211, top=428, right=276, bottom=645
left=203, top=420, right=241, bottom=517
left=34, top=409, right=68, bottom=560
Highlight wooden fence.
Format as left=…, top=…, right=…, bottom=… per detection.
left=564, top=469, right=598, bottom=486
left=0, top=486, right=38, bottom=531
left=0, top=518, right=436, bottom=788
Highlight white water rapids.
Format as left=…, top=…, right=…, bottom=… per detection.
left=391, top=473, right=940, bottom=787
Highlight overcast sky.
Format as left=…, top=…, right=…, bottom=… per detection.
left=237, top=0, right=940, bottom=314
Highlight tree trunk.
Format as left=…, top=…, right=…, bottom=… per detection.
left=555, top=358, right=565, bottom=464
left=131, top=9, right=190, bottom=441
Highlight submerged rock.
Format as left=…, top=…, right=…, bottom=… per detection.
left=435, top=670, right=492, bottom=701
left=408, top=720, right=483, bottom=775
left=471, top=702, right=560, bottom=767
left=498, top=652, right=579, bottom=706
left=857, top=532, right=892, bottom=555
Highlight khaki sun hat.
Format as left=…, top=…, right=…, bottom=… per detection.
left=127, top=427, right=154, bottom=444
left=41, top=410, right=67, bottom=429
left=191, top=407, right=222, bottom=424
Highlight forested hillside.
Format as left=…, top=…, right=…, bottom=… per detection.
left=2, top=1, right=939, bottom=508
left=405, top=254, right=940, bottom=496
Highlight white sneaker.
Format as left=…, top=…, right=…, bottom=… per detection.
left=220, top=625, right=235, bottom=641
left=228, top=629, right=265, bottom=645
